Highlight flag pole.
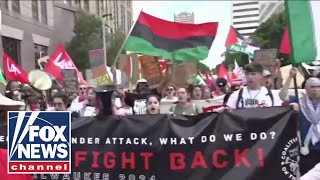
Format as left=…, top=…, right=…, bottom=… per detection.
left=112, top=9, right=143, bottom=67
left=285, top=0, right=299, bottom=98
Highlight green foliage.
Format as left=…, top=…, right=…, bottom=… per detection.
left=107, top=31, right=126, bottom=67
left=251, top=11, right=290, bottom=66
left=66, top=11, right=126, bottom=71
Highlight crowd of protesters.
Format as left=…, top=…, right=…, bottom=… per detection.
left=0, top=61, right=319, bottom=179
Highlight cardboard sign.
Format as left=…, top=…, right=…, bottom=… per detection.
left=254, top=49, right=278, bottom=72
left=172, top=62, right=197, bottom=87
left=62, top=69, right=78, bottom=93
left=139, top=56, right=163, bottom=86
left=88, top=49, right=112, bottom=86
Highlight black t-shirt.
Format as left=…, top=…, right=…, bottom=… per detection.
left=125, top=88, right=160, bottom=115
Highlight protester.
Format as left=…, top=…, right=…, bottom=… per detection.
left=263, top=69, right=273, bottom=89
left=189, top=84, right=202, bottom=100
left=202, top=85, right=212, bottom=99
left=52, top=92, right=68, bottom=111
left=46, top=87, right=59, bottom=111
left=226, top=63, right=283, bottom=108
left=112, top=95, right=133, bottom=116
left=80, top=87, right=102, bottom=116
left=161, top=84, right=178, bottom=102
left=5, top=81, right=22, bottom=101
left=70, top=83, right=87, bottom=112
left=146, top=94, right=160, bottom=114
left=281, top=76, right=320, bottom=175
left=169, top=87, right=200, bottom=116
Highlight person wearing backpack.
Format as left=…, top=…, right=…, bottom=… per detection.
left=226, top=63, right=284, bottom=109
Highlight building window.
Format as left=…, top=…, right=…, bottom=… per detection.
left=84, top=0, right=89, bottom=11
left=233, top=14, right=259, bottom=19
left=32, top=0, right=39, bottom=21
left=0, top=0, right=9, bottom=10
left=96, top=0, right=100, bottom=16
left=233, top=20, right=259, bottom=25
left=127, top=11, right=131, bottom=32
left=233, top=8, right=259, bottom=13
left=74, top=0, right=80, bottom=9
left=233, top=2, right=258, bottom=7
left=114, top=0, right=119, bottom=30
left=12, top=0, right=20, bottom=13
left=100, top=0, right=104, bottom=14
left=127, top=0, right=131, bottom=8
left=121, top=5, right=125, bottom=32
left=2, top=37, right=21, bottom=65
left=66, top=0, right=72, bottom=6
left=34, top=44, right=48, bottom=69
left=41, top=0, right=47, bottom=24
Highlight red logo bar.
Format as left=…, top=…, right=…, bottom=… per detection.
left=8, top=162, right=70, bottom=174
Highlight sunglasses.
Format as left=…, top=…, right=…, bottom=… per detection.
left=167, top=88, right=174, bottom=92
left=79, top=87, right=86, bottom=90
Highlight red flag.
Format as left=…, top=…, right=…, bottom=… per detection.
left=205, top=72, right=213, bottom=87
left=280, top=27, right=291, bottom=54
left=44, top=44, right=87, bottom=85
left=158, top=59, right=167, bottom=74
left=225, top=26, right=239, bottom=47
left=217, top=64, right=233, bottom=85
left=3, top=53, right=30, bottom=84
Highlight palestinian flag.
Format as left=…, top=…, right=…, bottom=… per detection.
left=286, top=0, right=320, bottom=64
left=225, top=26, right=259, bottom=58
left=124, top=11, right=218, bottom=62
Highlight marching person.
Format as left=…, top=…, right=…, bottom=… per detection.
left=263, top=69, right=274, bottom=89
left=70, top=83, right=87, bottom=112
left=161, top=84, right=178, bottom=102
left=226, top=63, right=283, bottom=109
left=80, top=87, right=102, bottom=116
left=146, top=94, right=161, bottom=114
left=189, top=85, right=202, bottom=100
left=169, top=87, right=200, bottom=116
left=281, top=74, right=320, bottom=175
left=52, top=92, right=69, bottom=111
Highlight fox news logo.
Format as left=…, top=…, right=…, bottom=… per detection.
left=8, top=111, right=71, bottom=174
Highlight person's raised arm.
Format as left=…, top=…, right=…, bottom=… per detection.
left=279, top=67, right=297, bottom=101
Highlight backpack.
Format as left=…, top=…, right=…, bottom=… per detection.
left=236, top=88, right=274, bottom=109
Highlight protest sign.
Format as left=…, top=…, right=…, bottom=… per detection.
left=61, top=69, right=78, bottom=93
left=172, top=62, right=197, bottom=87
left=88, top=49, right=112, bottom=86
left=253, top=49, right=278, bottom=73
left=30, top=107, right=298, bottom=180
left=139, top=56, right=163, bottom=87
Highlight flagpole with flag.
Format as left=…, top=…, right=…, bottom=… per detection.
left=112, top=9, right=142, bottom=67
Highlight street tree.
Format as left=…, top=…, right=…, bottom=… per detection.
left=251, top=11, right=290, bottom=65
left=66, top=11, right=126, bottom=70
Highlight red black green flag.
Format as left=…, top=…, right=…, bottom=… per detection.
left=124, top=11, right=218, bottom=62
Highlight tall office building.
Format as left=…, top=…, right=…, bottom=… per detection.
left=232, top=1, right=284, bottom=38
left=260, top=1, right=284, bottom=23
left=232, top=1, right=260, bottom=38
left=174, top=12, right=194, bottom=24
left=0, top=0, right=132, bottom=71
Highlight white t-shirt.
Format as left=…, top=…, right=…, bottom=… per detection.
left=70, top=97, right=85, bottom=112
left=161, top=96, right=178, bottom=102
left=226, top=86, right=283, bottom=109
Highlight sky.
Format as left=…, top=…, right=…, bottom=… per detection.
left=132, top=1, right=232, bottom=70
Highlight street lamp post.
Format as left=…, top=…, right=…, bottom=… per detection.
left=102, top=13, right=113, bottom=66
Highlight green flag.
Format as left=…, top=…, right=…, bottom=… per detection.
left=0, top=69, right=7, bottom=85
